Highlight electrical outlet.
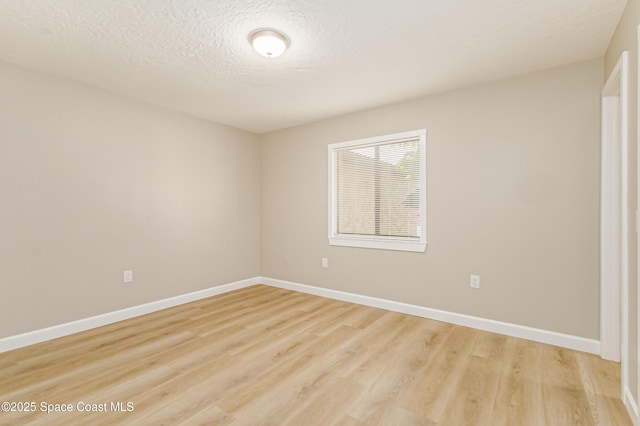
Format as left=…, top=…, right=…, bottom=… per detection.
left=470, top=274, right=480, bottom=289
left=124, top=270, right=133, bottom=284
left=322, top=258, right=328, bottom=268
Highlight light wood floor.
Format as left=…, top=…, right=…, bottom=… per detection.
left=0, top=285, right=631, bottom=425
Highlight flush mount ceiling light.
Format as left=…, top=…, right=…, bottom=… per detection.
left=249, top=29, right=289, bottom=58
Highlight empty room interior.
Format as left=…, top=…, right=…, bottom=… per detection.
left=2, top=0, right=640, bottom=424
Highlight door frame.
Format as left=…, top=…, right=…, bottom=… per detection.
left=600, top=51, right=628, bottom=388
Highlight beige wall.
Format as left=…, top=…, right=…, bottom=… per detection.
left=0, top=36, right=609, bottom=352
left=605, top=0, right=640, bottom=408
left=261, top=58, right=603, bottom=339
left=0, top=61, right=261, bottom=338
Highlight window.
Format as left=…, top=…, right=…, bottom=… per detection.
left=328, top=129, right=427, bottom=252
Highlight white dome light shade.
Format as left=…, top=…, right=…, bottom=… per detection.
left=249, top=29, right=289, bottom=58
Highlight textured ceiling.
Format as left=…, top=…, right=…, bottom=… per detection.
left=0, top=0, right=627, bottom=133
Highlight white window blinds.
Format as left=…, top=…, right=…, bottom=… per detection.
left=328, top=129, right=426, bottom=252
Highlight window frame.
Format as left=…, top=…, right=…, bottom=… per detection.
left=327, top=129, right=427, bottom=252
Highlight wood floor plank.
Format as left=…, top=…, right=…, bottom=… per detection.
left=0, top=285, right=631, bottom=425
left=439, top=332, right=515, bottom=426
left=399, top=325, right=477, bottom=423
left=540, top=344, right=595, bottom=425
left=282, top=377, right=365, bottom=426
left=490, top=338, right=546, bottom=426
left=346, top=318, right=440, bottom=421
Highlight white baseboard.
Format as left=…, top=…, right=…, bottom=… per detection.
left=259, top=276, right=601, bottom=355
left=625, top=386, right=640, bottom=425
left=0, top=275, right=601, bottom=356
left=0, top=277, right=259, bottom=354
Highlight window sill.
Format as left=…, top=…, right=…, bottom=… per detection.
left=329, top=236, right=427, bottom=252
